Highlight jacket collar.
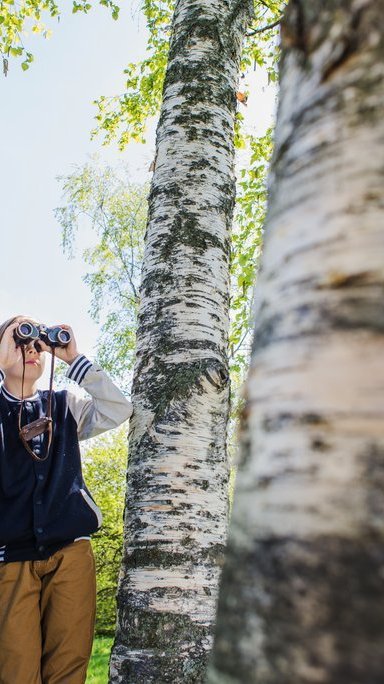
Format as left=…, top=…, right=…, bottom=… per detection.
left=0, top=386, right=40, bottom=403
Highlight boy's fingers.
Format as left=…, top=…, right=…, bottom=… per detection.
left=57, top=324, right=73, bottom=331
left=6, top=319, right=27, bottom=337
left=38, top=340, right=52, bottom=353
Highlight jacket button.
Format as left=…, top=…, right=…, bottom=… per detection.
left=36, top=500, right=42, bottom=505
left=38, top=474, right=44, bottom=480
left=38, top=545, right=45, bottom=552
left=37, top=527, right=43, bottom=534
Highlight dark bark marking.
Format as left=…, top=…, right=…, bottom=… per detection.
left=212, top=534, right=384, bottom=683
left=114, top=609, right=211, bottom=682
left=280, top=0, right=308, bottom=56
left=324, top=295, right=384, bottom=333
left=311, top=438, right=331, bottom=452
left=363, top=444, right=384, bottom=526
left=250, top=286, right=384, bottom=352
left=300, top=413, right=329, bottom=426
left=132, top=357, right=229, bottom=419
left=124, top=544, right=226, bottom=571
left=317, top=271, right=372, bottom=289
left=168, top=14, right=228, bottom=61
left=266, top=412, right=328, bottom=432
left=262, top=412, right=294, bottom=432
left=320, top=4, right=369, bottom=83
left=251, top=312, right=283, bottom=354
left=150, top=213, right=225, bottom=260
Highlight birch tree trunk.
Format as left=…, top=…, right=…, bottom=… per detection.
left=208, top=1, right=384, bottom=682
left=109, top=1, right=254, bottom=682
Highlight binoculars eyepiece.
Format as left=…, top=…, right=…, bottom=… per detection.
left=14, top=322, right=71, bottom=349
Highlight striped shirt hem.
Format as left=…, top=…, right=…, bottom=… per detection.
left=66, top=355, right=92, bottom=385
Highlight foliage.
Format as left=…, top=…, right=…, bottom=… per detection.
left=229, top=127, right=274, bottom=375
left=92, top=0, right=174, bottom=149
left=86, top=635, right=113, bottom=683
left=222, top=126, right=274, bottom=474
left=92, top=0, right=285, bottom=149
left=0, top=0, right=119, bottom=74
left=1, top=0, right=285, bottom=84
left=242, top=1, right=284, bottom=78
left=54, top=160, right=148, bottom=391
left=81, top=427, right=129, bottom=636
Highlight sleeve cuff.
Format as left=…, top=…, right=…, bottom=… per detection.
left=66, top=355, right=93, bottom=385
left=0, top=369, right=5, bottom=384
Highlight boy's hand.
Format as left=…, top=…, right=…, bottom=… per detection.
left=38, top=324, right=81, bottom=365
left=0, top=318, right=25, bottom=370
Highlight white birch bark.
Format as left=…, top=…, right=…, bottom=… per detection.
left=208, top=1, right=384, bottom=682
left=109, top=1, right=254, bottom=682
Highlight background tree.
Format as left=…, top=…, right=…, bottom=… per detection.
left=208, top=1, right=384, bottom=681
left=55, top=160, right=147, bottom=391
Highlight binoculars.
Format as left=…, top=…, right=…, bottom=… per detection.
left=13, top=322, right=71, bottom=349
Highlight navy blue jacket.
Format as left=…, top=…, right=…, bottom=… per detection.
left=0, top=355, right=133, bottom=563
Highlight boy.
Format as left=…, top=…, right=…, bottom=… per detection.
left=0, top=315, right=133, bottom=684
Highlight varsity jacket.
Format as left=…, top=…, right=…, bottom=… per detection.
left=0, top=355, right=133, bottom=563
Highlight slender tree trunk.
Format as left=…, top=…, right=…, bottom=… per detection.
left=208, top=1, right=384, bottom=682
left=109, top=1, right=254, bottom=682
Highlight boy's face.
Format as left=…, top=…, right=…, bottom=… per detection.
left=7, top=330, right=46, bottom=385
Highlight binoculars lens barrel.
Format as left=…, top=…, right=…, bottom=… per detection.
left=57, top=329, right=71, bottom=344
left=47, top=328, right=71, bottom=346
left=17, top=322, right=39, bottom=340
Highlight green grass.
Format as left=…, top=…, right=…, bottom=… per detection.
left=86, top=636, right=113, bottom=683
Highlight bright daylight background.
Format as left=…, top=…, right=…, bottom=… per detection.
left=0, top=1, right=276, bottom=389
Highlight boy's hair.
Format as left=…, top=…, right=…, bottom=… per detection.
left=0, top=315, right=38, bottom=345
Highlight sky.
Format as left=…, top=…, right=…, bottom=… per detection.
left=0, top=2, right=277, bottom=387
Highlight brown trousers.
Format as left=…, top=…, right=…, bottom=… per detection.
left=0, top=539, right=96, bottom=684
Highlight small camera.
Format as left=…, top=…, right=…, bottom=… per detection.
left=14, top=322, right=71, bottom=348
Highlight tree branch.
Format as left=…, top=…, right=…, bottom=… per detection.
left=247, top=16, right=282, bottom=36
left=257, top=0, right=275, bottom=10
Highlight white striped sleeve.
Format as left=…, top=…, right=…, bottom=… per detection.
left=66, top=359, right=133, bottom=441
left=0, top=369, right=5, bottom=384
left=66, top=355, right=93, bottom=385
